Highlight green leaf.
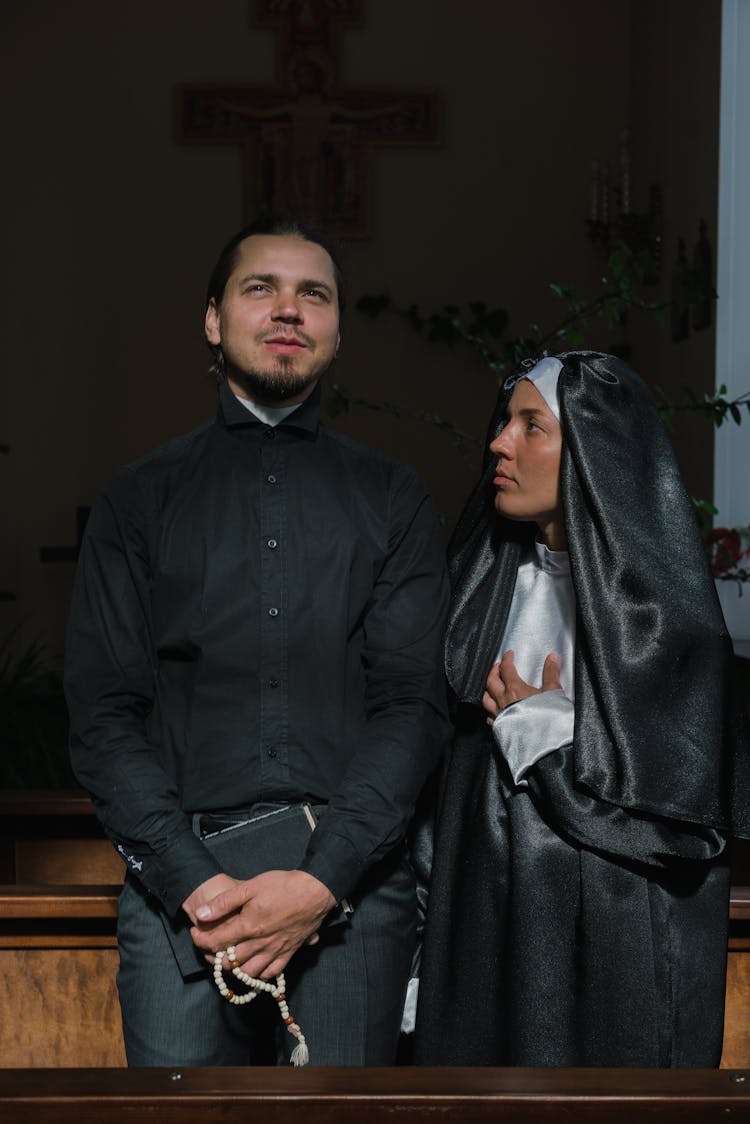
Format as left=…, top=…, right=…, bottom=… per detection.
left=693, top=498, right=719, bottom=515
left=427, top=314, right=459, bottom=344
left=355, top=293, right=389, bottom=318
left=324, top=384, right=349, bottom=418
left=405, top=304, right=425, bottom=332
left=483, top=308, right=508, bottom=336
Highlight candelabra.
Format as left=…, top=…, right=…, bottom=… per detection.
left=585, top=133, right=663, bottom=282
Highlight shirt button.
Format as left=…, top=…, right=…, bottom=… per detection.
left=269, top=678, right=279, bottom=688
left=267, top=539, right=278, bottom=549
left=268, top=607, right=279, bottom=617
left=267, top=474, right=277, bottom=484
left=263, top=428, right=275, bottom=440
left=267, top=748, right=278, bottom=759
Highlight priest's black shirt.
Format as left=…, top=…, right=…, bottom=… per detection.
left=65, top=383, right=449, bottom=916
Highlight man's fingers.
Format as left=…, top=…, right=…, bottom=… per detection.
left=196, top=880, right=253, bottom=922
left=235, top=947, right=293, bottom=980
left=191, top=913, right=264, bottom=951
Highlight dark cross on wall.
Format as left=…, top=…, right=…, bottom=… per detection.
left=177, top=0, right=441, bottom=237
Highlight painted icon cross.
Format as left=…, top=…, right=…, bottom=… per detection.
left=177, top=0, right=441, bottom=237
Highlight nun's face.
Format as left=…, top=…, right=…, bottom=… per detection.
left=489, top=378, right=565, bottom=549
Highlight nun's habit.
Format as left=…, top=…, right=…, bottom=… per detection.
left=414, top=351, right=750, bottom=1067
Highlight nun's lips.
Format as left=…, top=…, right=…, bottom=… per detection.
left=494, top=466, right=517, bottom=486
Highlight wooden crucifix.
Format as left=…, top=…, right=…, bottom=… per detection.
left=177, top=0, right=441, bottom=238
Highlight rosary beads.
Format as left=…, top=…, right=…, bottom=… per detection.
left=212, top=947, right=309, bottom=1066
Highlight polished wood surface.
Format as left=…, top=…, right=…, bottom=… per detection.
left=14, top=838, right=123, bottom=884
left=732, top=886, right=750, bottom=921
left=2, top=791, right=750, bottom=1074
left=0, top=790, right=97, bottom=817
left=1, top=1066, right=749, bottom=1123
left=0, top=885, right=120, bottom=919
left=0, top=950, right=126, bottom=1068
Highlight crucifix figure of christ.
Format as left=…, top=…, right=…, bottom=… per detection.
left=177, top=0, right=441, bottom=237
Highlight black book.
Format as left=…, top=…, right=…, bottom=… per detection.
left=162, top=803, right=350, bottom=976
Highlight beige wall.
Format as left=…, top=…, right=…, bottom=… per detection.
left=1, top=0, right=721, bottom=660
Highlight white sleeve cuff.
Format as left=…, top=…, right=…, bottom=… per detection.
left=492, top=689, right=574, bottom=785
left=401, top=977, right=419, bottom=1034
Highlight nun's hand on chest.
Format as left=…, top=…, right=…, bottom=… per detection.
left=483, top=649, right=562, bottom=724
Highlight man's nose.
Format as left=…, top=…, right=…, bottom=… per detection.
left=271, top=289, right=302, bottom=321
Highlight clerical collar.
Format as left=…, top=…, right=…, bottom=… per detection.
left=218, top=380, right=321, bottom=435
left=233, top=394, right=299, bottom=426
left=533, top=539, right=570, bottom=575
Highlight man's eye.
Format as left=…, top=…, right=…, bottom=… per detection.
left=305, top=288, right=328, bottom=300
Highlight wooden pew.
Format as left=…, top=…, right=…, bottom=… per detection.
left=2, top=791, right=750, bottom=1070
left=0, top=791, right=126, bottom=1067
left=0, top=1066, right=749, bottom=1122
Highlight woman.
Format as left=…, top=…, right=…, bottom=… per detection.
left=414, top=351, right=750, bottom=1067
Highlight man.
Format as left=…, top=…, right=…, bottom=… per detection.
left=65, top=216, right=449, bottom=1067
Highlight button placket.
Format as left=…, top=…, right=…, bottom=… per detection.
left=259, top=441, right=288, bottom=780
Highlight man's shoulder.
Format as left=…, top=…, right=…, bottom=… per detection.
left=319, top=425, right=423, bottom=489
left=97, top=420, right=216, bottom=510
left=123, top=420, right=216, bottom=477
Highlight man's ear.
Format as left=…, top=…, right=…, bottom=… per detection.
left=334, top=331, right=340, bottom=358
left=205, top=298, right=221, bottom=345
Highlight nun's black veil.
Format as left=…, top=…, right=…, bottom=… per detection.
left=414, top=351, right=749, bottom=1067
left=445, top=350, right=749, bottom=833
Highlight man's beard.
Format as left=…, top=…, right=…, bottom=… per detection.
left=226, top=356, right=327, bottom=404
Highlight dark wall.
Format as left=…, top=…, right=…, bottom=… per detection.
left=0, top=0, right=721, bottom=659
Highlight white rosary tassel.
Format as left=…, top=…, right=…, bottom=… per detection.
left=212, top=947, right=310, bottom=1065
left=289, top=1034, right=309, bottom=1067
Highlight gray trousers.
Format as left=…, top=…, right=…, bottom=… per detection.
left=116, top=848, right=416, bottom=1067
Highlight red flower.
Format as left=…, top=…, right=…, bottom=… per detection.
left=706, top=527, right=742, bottom=577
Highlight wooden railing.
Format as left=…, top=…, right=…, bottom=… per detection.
left=1, top=1066, right=749, bottom=1122
left=2, top=790, right=750, bottom=1072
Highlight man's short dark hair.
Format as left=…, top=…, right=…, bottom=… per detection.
left=206, top=214, right=345, bottom=311
left=205, top=215, right=345, bottom=382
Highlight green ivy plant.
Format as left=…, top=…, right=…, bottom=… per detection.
left=335, top=241, right=749, bottom=582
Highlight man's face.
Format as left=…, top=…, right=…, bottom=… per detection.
left=205, top=234, right=341, bottom=406
left=488, top=378, right=564, bottom=544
